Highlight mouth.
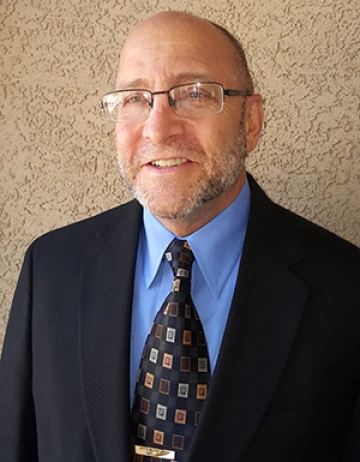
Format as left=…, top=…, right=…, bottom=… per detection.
left=149, top=158, right=188, bottom=168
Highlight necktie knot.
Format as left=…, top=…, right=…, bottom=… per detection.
left=165, top=239, right=194, bottom=291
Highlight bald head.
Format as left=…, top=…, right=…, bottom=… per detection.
left=118, top=11, right=254, bottom=94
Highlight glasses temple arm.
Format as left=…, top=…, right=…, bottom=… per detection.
left=224, top=89, right=252, bottom=97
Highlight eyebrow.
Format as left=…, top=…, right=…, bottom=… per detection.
left=116, top=72, right=215, bottom=90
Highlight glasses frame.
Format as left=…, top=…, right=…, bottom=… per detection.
left=99, top=81, right=252, bottom=122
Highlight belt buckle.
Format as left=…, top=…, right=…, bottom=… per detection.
left=134, top=445, right=176, bottom=460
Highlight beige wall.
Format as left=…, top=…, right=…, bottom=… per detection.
left=1, top=0, right=359, bottom=345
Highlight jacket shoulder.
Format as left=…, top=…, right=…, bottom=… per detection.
left=277, top=202, right=360, bottom=262
left=28, top=199, right=142, bottom=259
left=247, top=174, right=360, bottom=280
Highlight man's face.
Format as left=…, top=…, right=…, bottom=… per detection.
left=115, top=13, right=250, bottom=230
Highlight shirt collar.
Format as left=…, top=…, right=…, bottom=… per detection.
left=142, top=177, right=251, bottom=298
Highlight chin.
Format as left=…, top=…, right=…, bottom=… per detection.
left=139, top=198, right=197, bottom=221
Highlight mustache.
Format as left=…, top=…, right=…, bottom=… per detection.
left=133, top=139, right=205, bottom=163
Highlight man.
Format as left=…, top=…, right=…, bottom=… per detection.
left=1, top=10, right=359, bottom=462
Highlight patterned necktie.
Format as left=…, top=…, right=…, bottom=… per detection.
left=132, top=239, right=211, bottom=462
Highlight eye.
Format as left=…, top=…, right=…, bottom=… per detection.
left=123, top=92, right=149, bottom=106
left=185, top=89, right=211, bottom=100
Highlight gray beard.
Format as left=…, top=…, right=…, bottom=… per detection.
left=117, top=128, right=247, bottom=221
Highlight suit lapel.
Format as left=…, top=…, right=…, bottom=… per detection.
left=78, top=201, right=142, bottom=461
left=188, top=176, right=311, bottom=461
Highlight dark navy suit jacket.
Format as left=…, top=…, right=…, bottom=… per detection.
left=1, top=175, right=360, bottom=461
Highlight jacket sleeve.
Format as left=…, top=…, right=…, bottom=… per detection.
left=0, top=243, right=38, bottom=462
left=342, top=386, right=360, bottom=462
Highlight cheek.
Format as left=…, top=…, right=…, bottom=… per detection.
left=115, top=125, right=140, bottom=161
left=199, top=124, right=231, bottom=155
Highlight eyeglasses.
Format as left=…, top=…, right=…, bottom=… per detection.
left=99, top=82, right=252, bottom=123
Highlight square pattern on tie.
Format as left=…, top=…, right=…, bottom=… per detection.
left=131, top=239, right=211, bottom=462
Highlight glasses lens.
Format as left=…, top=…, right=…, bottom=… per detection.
left=102, top=90, right=151, bottom=122
left=170, top=83, right=223, bottom=117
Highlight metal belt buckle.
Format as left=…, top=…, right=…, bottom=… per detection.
left=134, top=445, right=176, bottom=460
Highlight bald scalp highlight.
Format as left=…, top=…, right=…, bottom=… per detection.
left=118, top=11, right=254, bottom=94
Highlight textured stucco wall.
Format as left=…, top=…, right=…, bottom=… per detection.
left=1, top=0, right=359, bottom=346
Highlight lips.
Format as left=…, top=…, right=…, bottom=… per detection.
left=150, top=158, right=188, bottom=168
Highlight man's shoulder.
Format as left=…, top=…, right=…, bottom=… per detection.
left=248, top=174, right=360, bottom=269
left=28, top=199, right=142, bottom=259
left=277, top=201, right=359, bottom=261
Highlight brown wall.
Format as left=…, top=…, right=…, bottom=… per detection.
left=1, top=0, right=359, bottom=345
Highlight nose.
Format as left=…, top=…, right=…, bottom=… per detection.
left=142, top=94, right=184, bottom=145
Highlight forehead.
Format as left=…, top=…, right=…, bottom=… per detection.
left=116, top=17, right=236, bottom=88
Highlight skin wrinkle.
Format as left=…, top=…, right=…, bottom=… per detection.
left=116, top=73, right=225, bottom=92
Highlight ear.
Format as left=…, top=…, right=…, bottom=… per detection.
left=244, top=94, right=264, bottom=153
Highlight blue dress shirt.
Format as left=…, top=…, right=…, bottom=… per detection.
left=130, top=179, right=251, bottom=397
